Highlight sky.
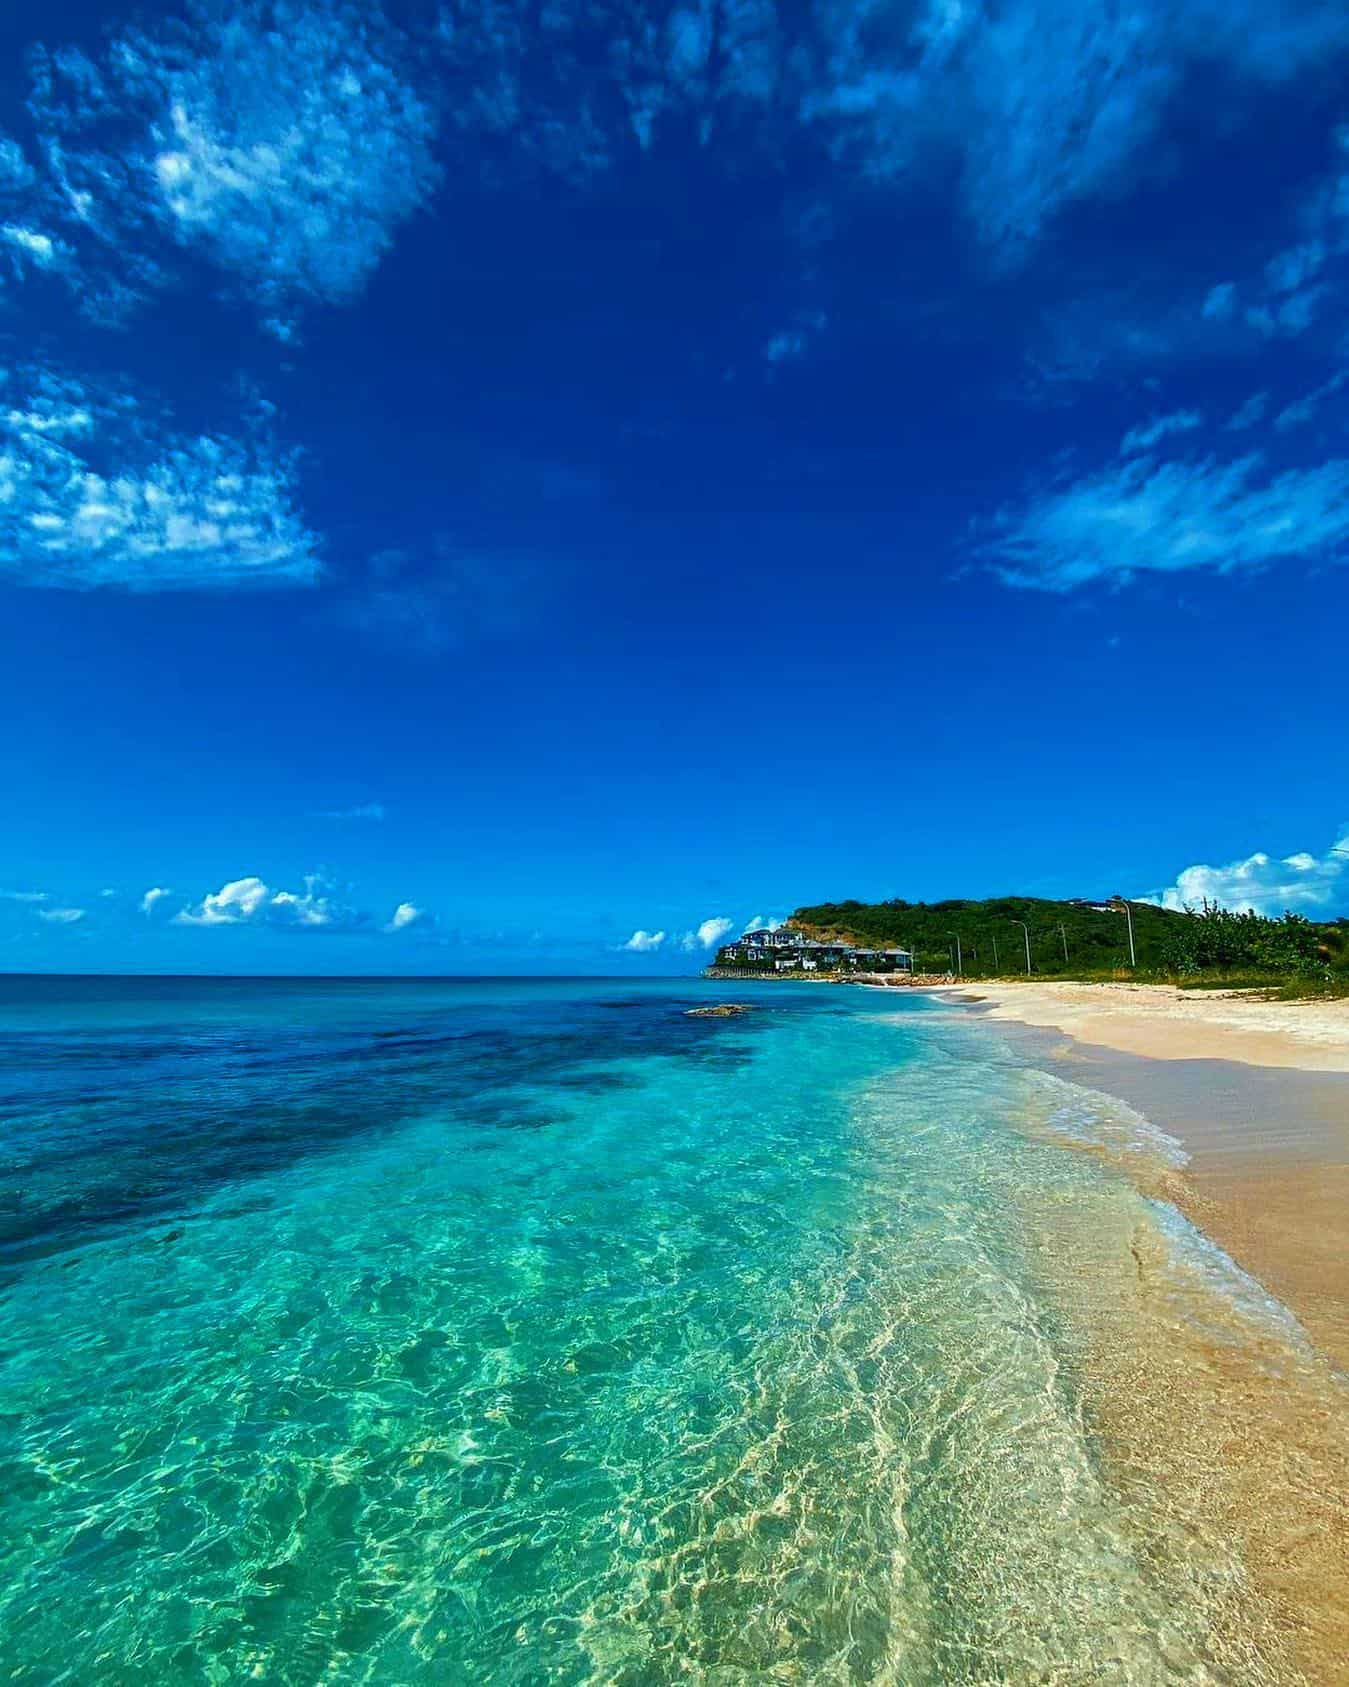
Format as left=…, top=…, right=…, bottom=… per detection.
left=2, top=0, right=1348, bottom=974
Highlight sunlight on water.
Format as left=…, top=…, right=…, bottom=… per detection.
left=0, top=978, right=1338, bottom=1682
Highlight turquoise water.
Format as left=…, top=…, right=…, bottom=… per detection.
left=0, top=977, right=1297, bottom=1681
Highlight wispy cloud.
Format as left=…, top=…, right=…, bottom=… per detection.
left=1120, top=410, right=1203, bottom=455
left=808, top=0, right=1349, bottom=262
left=1154, top=829, right=1349, bottom=916
left=1273, top=370, right=1349, bottom=433
left=1225, top=391, right=1269, bottom=431
left=37, top=906, right=86, bottom=924
left=986, top=437, right=1349, bottom=591
left=1196, top=128, right=1349, bottom=345
left=139, top=886, right=172, bottom=915
left=317, top=803, right=386, bottom=821
left=332, top=543, right=539, bottom=654
left=22, top=0, right=441, bottom=330
left=0, top=367, right=320, bottom=590
left=763, top=310, right=827, bottom=367
left=0, top=889, right=50, bottom=903
left=174, top=873, right=362, bottom=930
left=1202, top=282, right=1238, bottom=321
left=620, top=928, right=666, bottom=952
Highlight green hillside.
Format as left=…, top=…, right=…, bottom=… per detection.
left=788, top=895, right=1349, bottom=985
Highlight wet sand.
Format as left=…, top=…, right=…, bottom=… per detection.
left=950, top=1005, right=1349, bottom=1683
left=979, top=1012, right=1349, bottom=1373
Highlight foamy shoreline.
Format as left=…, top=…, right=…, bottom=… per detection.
left=923, top=979, right=1349, bottom=1680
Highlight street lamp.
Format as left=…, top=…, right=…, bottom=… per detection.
left=1012, top=919, right=1031, bottom=974
left=1110, top=896, right=1136, bottom=968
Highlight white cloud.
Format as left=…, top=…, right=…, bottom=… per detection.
left=743, top=914, right=783, bottom=932
left=174, top=873, right=361, bottom=929
left=680, top=915, right=735, bottom=950
left=1120, top=410, right=1203, bottom=455
left=139, top=886, right=172, bottom=915
left=1154, top=830, right=1349, bottom=915
left=37, top=906, right=86, bottom=924
left=0, top=889, right=50, bottom=903
left=620, top=928, right=666, bottom=952
left=384, top=901, right=425, bottom=932
left=0, top=368, right=320, bottom=590
left=1, top=224, right=65, bottom=269
left=987, top=441, right=1349, bottom=591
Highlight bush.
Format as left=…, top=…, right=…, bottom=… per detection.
left=1160, top=901, right=1323, bottom=978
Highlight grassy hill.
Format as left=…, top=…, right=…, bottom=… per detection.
left=788, top=895, right=1349, bottom=988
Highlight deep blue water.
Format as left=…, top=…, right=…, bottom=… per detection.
left=0, top=975, right=1297, bottom=1682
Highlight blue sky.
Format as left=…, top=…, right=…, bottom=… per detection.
left=2, top=0, right=1348, bottom=973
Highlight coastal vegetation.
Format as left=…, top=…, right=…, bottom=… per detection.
left=782, top=896, right=1349, bottom=993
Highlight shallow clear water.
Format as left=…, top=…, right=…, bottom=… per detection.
left=0, top=976, right=1305, bottom=1682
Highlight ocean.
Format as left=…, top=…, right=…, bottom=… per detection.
left=0, top=975, right=1317, bottom=1682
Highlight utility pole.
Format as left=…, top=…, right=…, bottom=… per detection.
left=1058, top=923, right=1069, bottom=966
left=946, top=932, right=962, bottom=976
left=1013, top=919, right=1031, bottom=974
left=1111, top=896, right=1136, bottom=968
left=990, top=932, right=999, bottom=972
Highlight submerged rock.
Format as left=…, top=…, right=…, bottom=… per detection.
left=685, top=1003, right=754, bottom=1018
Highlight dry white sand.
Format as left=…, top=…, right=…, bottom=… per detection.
left=942, top=979, right=1349, bottom=1072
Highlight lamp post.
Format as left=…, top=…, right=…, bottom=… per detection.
left=1111, top=896, right=1136, bottom=968
left=1012, top=919, right=1031, bottom=974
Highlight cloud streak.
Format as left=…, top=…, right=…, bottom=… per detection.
left=986, top=438, right=1349, bottom=591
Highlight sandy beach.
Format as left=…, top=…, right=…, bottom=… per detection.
left=952, top=978, right=1349, bottom=1071
left=942, top=980, right=1349, bottom=1364
left=928, top=981, right=1349, bottom=1682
